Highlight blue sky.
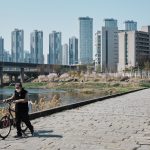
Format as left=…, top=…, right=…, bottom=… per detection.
left=0, top=0, right=150, bottom=62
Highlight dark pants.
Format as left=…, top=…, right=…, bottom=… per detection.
left=15, top=111, right=33, bottom=136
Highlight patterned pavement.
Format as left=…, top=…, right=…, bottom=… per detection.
left=1, top=89, right=150, bottom=150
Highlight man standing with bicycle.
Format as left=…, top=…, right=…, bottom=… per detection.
left=3, top=82, right=34, bottom=138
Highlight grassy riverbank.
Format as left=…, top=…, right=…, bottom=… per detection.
left=4, top=80, right=147, bottom=95
left=3, top=75, right=150, bottom=96
left=1, top=78, right=149, bottom=117
left=3, top=82, right=46, bottom=89
left=50, top=81, right=143, bottom=95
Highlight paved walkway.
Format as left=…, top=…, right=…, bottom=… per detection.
left=1, top=89, right=150, bottom=150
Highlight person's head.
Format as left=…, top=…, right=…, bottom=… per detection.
left=15, top=82, right=22, bottom=92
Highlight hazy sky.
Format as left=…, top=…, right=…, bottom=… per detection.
left=0, top=0, right=150, bottom=62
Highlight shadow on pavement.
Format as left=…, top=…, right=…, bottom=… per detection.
left=31, top=129, right=63, bottom=138
left=37, top=130, right=54, bottom=133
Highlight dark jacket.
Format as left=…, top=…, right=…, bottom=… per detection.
left=14, top=88, right=28, bottom=113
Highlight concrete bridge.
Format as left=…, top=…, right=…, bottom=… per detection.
left=1, top=89, right=150, bottom=150
left=0, top=61, right=75, bottom=86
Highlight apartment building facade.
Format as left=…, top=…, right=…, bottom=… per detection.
left=118, top=26, right=150, bottom=71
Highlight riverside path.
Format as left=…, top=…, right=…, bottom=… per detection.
left=1, top=89, right=150, bottom=150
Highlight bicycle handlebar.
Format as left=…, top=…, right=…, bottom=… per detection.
left=0, top=100, right=16, bottom=105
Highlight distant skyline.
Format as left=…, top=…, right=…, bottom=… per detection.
left=0, top=0, right=150, bottom=63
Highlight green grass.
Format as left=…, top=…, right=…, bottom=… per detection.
left=140, top=82, right=150, bottom=88
left=4, top=82, right=48, bottom=89
left=23, top=82, right=47, bottom=88
left=3, top=80, right=142, bottom=95
left=116, top=88, right=130, bottom=93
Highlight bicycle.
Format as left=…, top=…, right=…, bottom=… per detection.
left=0, top=100, right=28, bottom=139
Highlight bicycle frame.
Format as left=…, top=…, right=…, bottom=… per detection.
left=7, top=102, right=16, bottom=126
left=0, top=101, right=28, bottom=139
left=0, top=102, right=16, bottom=126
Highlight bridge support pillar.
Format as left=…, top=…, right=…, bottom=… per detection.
left=15, top=75, right=18, bottom=82
left=9, top=75, right=13, bottom=83
left=20, top=68, right=24, bottom=83
left=0, top=67, right=3, bottom=87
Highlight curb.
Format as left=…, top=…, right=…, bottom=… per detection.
left=29, top=88, right=147, bottom=120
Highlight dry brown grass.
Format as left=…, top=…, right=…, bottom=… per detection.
left=0, top=95, right=61, bottom=116
left=31, top=94, right=61, bottom=112
left=0, top=103, right=15, bottom=117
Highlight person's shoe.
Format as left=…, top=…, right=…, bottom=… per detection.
left=31, top=132, right=35, bottom=136
left=31, top=130, right=35, bottom=136
left=14, top=134, right=22, bottom=138
left=30, top=126, right=34, bottom=134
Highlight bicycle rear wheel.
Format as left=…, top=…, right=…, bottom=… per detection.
left=0, top=116, right=11, bottom=139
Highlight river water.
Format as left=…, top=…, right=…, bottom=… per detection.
left=0, top=88, right=101, bottom=109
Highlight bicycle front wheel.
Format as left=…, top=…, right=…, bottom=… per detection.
left=0, top=116, right=11, bottom=139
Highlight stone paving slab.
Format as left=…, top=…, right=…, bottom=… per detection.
left=1, top=89, right=150, bottom=150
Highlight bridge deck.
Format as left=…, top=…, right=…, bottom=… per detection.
left=1, top=89, right=150, bottom=150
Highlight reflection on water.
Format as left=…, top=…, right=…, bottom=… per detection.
left=0, top=88, right=64, bottom=103
left=0, top=88, right=105, bottom=113
left=0, top=88, right=100, bottom=105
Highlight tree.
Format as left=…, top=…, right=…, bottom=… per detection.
left=144, top=61, right=150, bottom=78
left=95, top=64, right=102, bottom=73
